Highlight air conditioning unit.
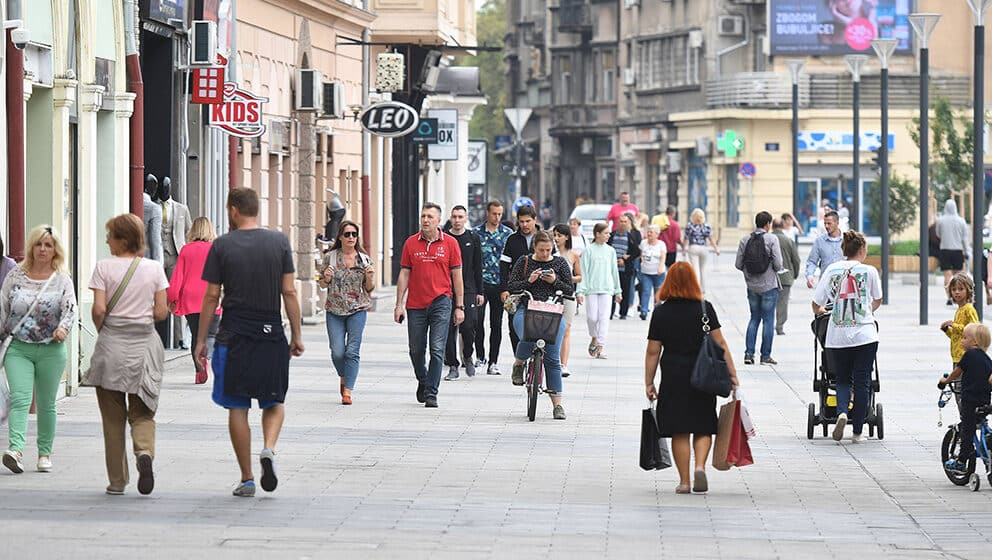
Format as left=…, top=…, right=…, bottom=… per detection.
left=665, top=151, right=683, bottom=173
left=321, top=81, right=345, bottom=119
left=689, top=30, right=704, bottom=49
left=581, top=138, right=593, bottom=154
left=190, top=20, right=217, bottom=66
left=269, top=120, right=291, bottom=154
left=718, top=15, right=745, bottom=37
left=295, top=69, right=323, bottom=111
left=623, top=68, right=636, bottom=86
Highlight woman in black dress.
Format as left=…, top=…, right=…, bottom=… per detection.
left=644, top=261, right=739, bottom=494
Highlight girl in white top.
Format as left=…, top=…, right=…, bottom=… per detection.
left=637, top=224, right=667, bottom=320
left=811, top=230, right=882, bottom=444
left=553, top=224, right=583, bottom=377
left=568, top=218, right=587, bottom=257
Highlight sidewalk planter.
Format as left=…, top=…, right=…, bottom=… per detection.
left=864, top=255, right=939, bottom=272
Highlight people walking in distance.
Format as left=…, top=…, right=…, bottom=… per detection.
left=142, top=174, right=163, bottom=263
left=318, top=220, right=374, bottom=405
left=394, top=203, right=465, bottom=409
left=659, top=206, right=681, bottom=269
left=936, top=199, right=971, bottom=305
left=940, top=273, right=979, bottom=368
left=577, top=223, right=622, bottom=359
left=812, top=230, right=882, bottom=444
left=0, top=234, right=15, bottom=289
left=568, top=218, right=588, bottom=257
left=771, top=218, right=801, bottom=336
left=637, top=224, right=667, bottom=320
left=474, top=201, right=513, bottom=376
left=166, top=217, right=220, bottom=384
left=156, top=177, right=192, bottom=350
left=938, top=323, right=992, bottom=471
left=781, top=213, right=804, bottom=245
left=681, top=209, right=720, bottom=293
left=0, top=226, right=76, bottom=475
left=507, top=231, right=574, bottom=419
left=196, top=188, right=305, bottom=497
left=645, top=261, right=739, bottom=495
left=606, top=191, right=640, bottom=231
left=500, top=205, right=539, bottom=354
left=443, top=206, right=483, bottom=381
left=608, top=213, right=641, bottom=320
left=553, top=224, right=582, bottom=378
left=735, top=211, right=783, bottom=366
left=805, top=210, right=843, bottom=288
left=84, top=214, right=169, bottom=495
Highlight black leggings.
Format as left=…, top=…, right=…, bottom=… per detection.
left=445, top=298, right=477, bottom=367
left=187, top=313, right=220, bottom=369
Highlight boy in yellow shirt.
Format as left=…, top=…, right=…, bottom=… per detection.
left=941, top=273, right=980, bottom=366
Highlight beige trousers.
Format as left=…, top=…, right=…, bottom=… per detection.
left=96, top=388, right=156, bottom=488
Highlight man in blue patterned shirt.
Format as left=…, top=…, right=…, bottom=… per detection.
left=473, top=200, right=514, bottom=375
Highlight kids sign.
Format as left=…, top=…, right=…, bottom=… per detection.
left=209, top=82, right=268, bottom=138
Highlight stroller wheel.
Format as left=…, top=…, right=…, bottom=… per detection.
left=875, top=404, right=884, bottom=440
left=969, top=473, right=981, bottom=492
left=822, top=423, right=828, bottom=438
left=807, top=403, right=816, bottom=440
left=868, top=423, right=875, bottom=438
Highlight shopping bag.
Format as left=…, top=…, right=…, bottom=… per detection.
left=640, top=402, right=672, bottom=470
left=737, top=390, right=757, bottom=438
left=727, top=410, right=754, bottom=468
left=0, top=338, right=11, bottom=425
left=712, top=396, right=738, bottom=471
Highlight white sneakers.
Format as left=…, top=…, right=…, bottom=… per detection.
left=36, top=457, right=52, bottom=472
left=2, top=450, right=23, bottom=473
left=851, top=433, right=867, bottom=444
left=832, top=414, right=847, bottom=442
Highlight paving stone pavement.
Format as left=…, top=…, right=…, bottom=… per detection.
left=2, top=250, right=992, bottom=559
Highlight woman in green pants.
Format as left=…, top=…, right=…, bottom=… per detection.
left=1, top=225, right=77, bottom=473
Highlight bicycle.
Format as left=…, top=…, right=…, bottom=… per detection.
left=938, top=382, right=992, bottom=491
left=516, top=290, right=568, bottom=422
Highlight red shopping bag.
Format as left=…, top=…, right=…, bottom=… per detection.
left=726, top=402, right=754, bottom=468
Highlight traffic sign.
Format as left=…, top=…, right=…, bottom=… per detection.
left=504, top=108, right=532, bottom=135
left=739, top=162, right=756, bottom=178
left=412, top=118, right=438, bottom=144
left=494, top=135, right=512, bottom=152
left=427, top=109, right=458, bottom=161
left=512, top=196, right=535, bottom=216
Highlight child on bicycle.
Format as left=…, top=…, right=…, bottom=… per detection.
left=940, top=273, right=980, bottom=368
left=938, top=323, right=992, bottom=471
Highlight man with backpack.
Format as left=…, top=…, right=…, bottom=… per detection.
left=735, top=211, right=784, bottom=365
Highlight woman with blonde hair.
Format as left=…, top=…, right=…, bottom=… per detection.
left=85, top=214, right=169, bottom=495
left=167, top=217, right=221, bottom=384
left=681, top=208, right=720, bottom=292
left=0, top=226, right=77, bottom=474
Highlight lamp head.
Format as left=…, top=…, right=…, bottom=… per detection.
left=844, top=55, right=869, bottom=82
left=786, top=60, right=806, bottom=84
left=909, top=13, right=941, bottom=48
left=871, top=39, right=899, bottom=69
left=966, top=0, right=992, bottom=23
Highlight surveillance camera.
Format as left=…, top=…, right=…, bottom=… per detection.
left=11, top=28, right=29, bottom=50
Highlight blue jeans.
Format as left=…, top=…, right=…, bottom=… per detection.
left=326, top=310, right=367, bottom=390
left=407, top=296, right=452, bottom=398
left=828, top=342, right=877, bottom=436
left=512, top=307, right=565, bottom=394
left=745, top=287, right=779, bottom=360
left=637, top=272, right=666, bottom=313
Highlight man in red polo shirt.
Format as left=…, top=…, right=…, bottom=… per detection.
left=394, top=203, right=465, bottom=408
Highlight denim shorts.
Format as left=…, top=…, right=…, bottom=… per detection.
left=211, top=345, right=281, bottom=410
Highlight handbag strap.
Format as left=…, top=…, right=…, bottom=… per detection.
left=699, top=298, right=711, bottom=334
left=4, top=272, right=57, bottom=339
left=106, top=258, right=141, bottom=316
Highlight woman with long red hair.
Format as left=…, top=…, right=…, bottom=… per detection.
left=644, top=261, right=739, bottom=495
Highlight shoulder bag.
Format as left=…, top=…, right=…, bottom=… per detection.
left=0, top=272, right=58, bottom=424
left=689, top=299, right=733, bottom=398
left=105, top=258, right=142, bottom=316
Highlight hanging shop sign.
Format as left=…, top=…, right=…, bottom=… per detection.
left=209, top=82, right=268, bottom=138
left=360, top=101, right=420, bottom=138
left=427, top=109, right=458, bottom=161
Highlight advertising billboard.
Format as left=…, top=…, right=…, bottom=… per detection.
left=769, top=0, right=912, bottom=56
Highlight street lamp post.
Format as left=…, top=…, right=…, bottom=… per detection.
left=967, top=0, right=992, bottom=319
left=910, top=13, right=941, bottom=325
left=787, top=60, right=806, bottom=226
left=872, top=39, right=898, bottom=305
left=845, top=55, right=869, bottom=233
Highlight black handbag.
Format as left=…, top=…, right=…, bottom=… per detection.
left=640, top=401, right=672, bottom=471
left=689, top=299, right=733, bottom=398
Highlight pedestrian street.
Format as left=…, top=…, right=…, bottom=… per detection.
left=2, top=248, right=992, bottom=559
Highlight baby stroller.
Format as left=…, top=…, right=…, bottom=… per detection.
left=806, top=312, right=884, bottom=439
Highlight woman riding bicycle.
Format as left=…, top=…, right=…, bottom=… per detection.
left=508, top=231, right=574, bottom=420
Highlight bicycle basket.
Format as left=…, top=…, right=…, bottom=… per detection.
left=523, top=300, right=564, bottom=343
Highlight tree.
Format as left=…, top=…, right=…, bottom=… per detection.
left=908, top=96, right=976, bottom=218
left=867, top=172, right=919, bottom=240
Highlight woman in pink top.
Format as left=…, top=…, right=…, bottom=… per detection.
left=167, top=217, right=221, bottom=384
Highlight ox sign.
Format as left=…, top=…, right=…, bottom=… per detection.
left=360, top=101, right=419, bottom=138
left=209, top=82, right=268, bottom=138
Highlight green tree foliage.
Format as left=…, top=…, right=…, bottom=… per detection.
left=867, top=172, right=919, bottom=239
left=456, top=0, right=511, bottom=197
left=908, top=96, right=976, bottom=218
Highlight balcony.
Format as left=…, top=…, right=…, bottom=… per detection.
left=549, top=104, right=616, bottom=135
left=706, top=72, right=808, bottom=109
left=557, top=2, right=591, bottom=34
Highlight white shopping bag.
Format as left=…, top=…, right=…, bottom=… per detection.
left=737, top=389, right=756, bottom=439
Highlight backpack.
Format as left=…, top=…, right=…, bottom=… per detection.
left=742, top=232, right=772, bottom=275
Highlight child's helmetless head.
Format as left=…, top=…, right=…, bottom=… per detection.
left=948, top=273, right=975, bottom=304
left=963, top=323, right=991, bottom=352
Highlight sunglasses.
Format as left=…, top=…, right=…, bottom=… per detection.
left=341, top=231, right=359, bottom=238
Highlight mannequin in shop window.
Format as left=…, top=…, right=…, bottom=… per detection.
left=158, top=177, right=192, bottom=350
left=324, top=191, right=346, bottom=242
left=143, top=174, right=163, bottom=262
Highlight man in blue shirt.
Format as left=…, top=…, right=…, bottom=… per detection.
left=473, top=201, right=514, bottom=375
left=805, top=210, right=843, bottom=288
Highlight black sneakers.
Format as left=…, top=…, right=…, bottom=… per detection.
left=743, top=355, right=755, bottom=365
left=424, top=397, right=438, bottom=408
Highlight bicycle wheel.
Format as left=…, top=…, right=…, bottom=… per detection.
left=527, top=357, right=542, bottom=422
left=942, top=426, right=976, bottom=486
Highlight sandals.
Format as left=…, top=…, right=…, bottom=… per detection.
left=675, top=484, right=691, bottom=494
left=587, top=338, right=598, bottom=357
left=693, top=469, right=708, bottom=493
left=594, top=345, right=607, bottom=359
